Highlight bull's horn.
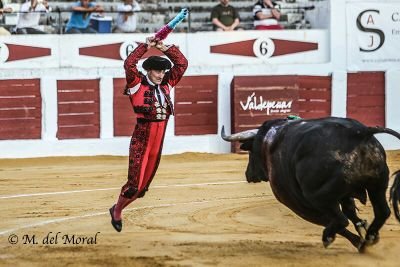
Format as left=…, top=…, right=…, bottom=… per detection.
left=221, top=126, right=258, bottom=141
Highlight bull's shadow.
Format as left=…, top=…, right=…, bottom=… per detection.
left=222, top=116, right=400, bottom=253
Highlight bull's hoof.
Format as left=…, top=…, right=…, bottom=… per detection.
left=357, top=240, right=367, bottom=253
left=357, top=233, right=379, bottom=252
left=366, top=233, right=380, bottom=245
left=323, top=236, right=335, bottom=248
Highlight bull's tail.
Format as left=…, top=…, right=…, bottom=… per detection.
left=368, top=126, right=400, bottom=222
left=367, top=126, right=400, bottom=140
left=390, top=171, right=400, bottom=222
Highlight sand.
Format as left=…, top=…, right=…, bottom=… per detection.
left=0, top=151, right=399, bottom=266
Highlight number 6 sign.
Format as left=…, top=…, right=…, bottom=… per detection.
left=253, top=37, right=275, bottom=59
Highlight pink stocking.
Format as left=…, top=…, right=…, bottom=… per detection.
left=113, top=195, right=136, bottom=221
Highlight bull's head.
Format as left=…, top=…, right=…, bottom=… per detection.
left=221, top=126, right=268, bottom=183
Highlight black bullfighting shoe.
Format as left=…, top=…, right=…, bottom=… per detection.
left=109, top=205, right=122, bottom=232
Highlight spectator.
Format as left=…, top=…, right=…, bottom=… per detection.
left=65, top=0, right=103, bottom=34
left=0, top=0, right=13, bottom=35
left=16, top=0, right=51, bottom=34
left=210, top=0, right=241, bottom=31
left=113, top=0, right=141, bottom=33
left=253, top=0, right=283, bottom=30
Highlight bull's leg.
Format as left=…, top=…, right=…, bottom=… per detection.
left=321, top=205, right=349, bottom=248
left=338, top=228, right=363, bottom=249
left=340, top=197, right=368, bottom=239
left=363, top=187, right=390, bottom=248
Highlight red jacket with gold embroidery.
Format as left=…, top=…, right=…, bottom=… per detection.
left=123, top=43, right=188, bottom=121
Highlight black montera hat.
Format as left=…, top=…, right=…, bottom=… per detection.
left=142, top=56, right=172, bottom=71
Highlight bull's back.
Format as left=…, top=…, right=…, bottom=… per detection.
left=287, top=118, right=388, bottom=184
left=268, top=117, right=388, bottom=223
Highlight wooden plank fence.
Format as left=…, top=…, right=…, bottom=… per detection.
left=0, top=79, right=42, bottom=140
left=231, top=75, right=332, bottom=152
left=347, top=72, right=385, bottom=127
left=57, top=79, right=100, bottom=139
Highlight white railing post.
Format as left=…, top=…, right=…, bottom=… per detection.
left=100, top=76, right=114, bottom=139
left=41, top=76, right=58, bottom=140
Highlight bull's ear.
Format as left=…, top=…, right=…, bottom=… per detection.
left=240, top=140, right=252, bottom=151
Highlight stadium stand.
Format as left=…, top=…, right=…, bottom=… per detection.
left=2, top=0, right=326, bottom=33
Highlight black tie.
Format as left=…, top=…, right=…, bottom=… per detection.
left=154, top=86, right=162, bottom=104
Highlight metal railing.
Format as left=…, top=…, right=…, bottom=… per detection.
left=1, top=9, right=192, bottom=34
left=0, top=5, right=318, bottom=35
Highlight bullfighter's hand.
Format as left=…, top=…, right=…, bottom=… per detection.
left=146, top=37, right=157, bottom=47
left=155, top=41, right=168, bottom=52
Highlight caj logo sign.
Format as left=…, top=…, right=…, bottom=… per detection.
left=356, top=9, right=385, bottom=52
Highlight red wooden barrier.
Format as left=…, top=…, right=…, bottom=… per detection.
left=113, top=76, right=219, bottom=137
left=0, top=79, right=42, bottom=140
left=231, top=75, right=331, bottom=152
left=347, top=72, right=385, bottom=127
left=174, top=75, right=218, bottom=135
left=298, top=75, right=332, bottom=119
left=57, top=79, right=100, bottom=139
left=113, top=78, right=136, bottom=137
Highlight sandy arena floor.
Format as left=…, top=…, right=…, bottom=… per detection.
left=0, top=151, right=399, bottom=267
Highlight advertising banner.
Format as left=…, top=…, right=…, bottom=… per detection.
left=0, top=30, right=329, bottom=69
left=347, top=2, right=400, bottom=70
left=0, top=36, right=60, bottom=69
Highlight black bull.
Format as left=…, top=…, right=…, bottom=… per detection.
left=222, top=117, right=400, bottom=252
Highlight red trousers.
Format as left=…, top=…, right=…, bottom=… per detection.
left=119, top=120, right=168, bottom=207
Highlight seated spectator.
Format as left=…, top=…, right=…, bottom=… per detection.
left=210, top=0, right=241, bottom=31
left=65, top=0, right=103, bottom=34
left=253, top=0, right=283, bottom=30
left=0, top=0, right=13, bottom=35
left=113, top=0, right=141, bottom=33
left=16, top=0, right=51, bottom=34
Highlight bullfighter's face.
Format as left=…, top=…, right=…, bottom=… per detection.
left=147, top=69, right=166, bottom=85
